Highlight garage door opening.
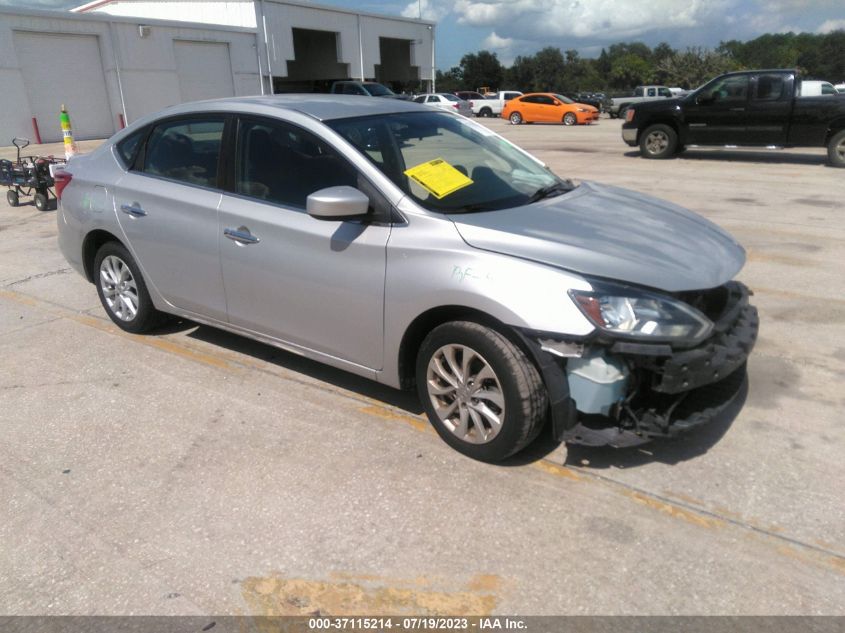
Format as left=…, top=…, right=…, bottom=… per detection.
left=274, top=28, right=349, bottom=93
left=13, top=31, right=114, bottom=142
left=375, top=37, right=419, bottom=93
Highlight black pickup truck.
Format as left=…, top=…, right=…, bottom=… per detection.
left=622, top=69, right=845, bottom=167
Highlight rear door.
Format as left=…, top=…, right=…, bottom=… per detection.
left=113, top=115, right=229, bottom=320
left=745, top=72, right=792, bottom=145
left=684, top=74, right=750, bottom=145
left=217, top=115, right=391, bottom=369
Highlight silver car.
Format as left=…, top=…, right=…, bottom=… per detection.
left=412, top=93, right=473, bottom=116
left=57, top=95, right=758, bottom=461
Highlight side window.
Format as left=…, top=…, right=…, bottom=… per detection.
left=634, top=87, right=644, bottom=97
left=142, top=118, right=224, bottom=187
left=236, top=118, right=358, bottom=210
left=413, top=96, right=426, bottom=103
left=520, top=96, right=538, bottom=104
left=116, top=127, right=146, bottom=169
left=427, top=95, right=439, bottom=103
left=703, top=76, right=749, bottom=104
left=647, top=88, right=656, bottom=97
left=658, top=87, right=671, bottom=97
left=755, top=74, right=785, bottom=101
left=535, top=95, right=554, bottom=105
left=822, top=83, right=836, bottom=95
left=504, top=93, right=517, bottom=101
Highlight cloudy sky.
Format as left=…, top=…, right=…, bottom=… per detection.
left=3, top=0, right=844, bottom=67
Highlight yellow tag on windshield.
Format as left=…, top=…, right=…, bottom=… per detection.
left=404, top=158, right=473, bottom=199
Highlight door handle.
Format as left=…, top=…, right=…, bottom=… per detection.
left=120, top=203, right=146, bottom=217
left=223, top=227, right=260, bottom=245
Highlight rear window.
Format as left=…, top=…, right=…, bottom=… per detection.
left=115, top=128, right=146, bottom=169
left=142, top=117, right=225, bottom=188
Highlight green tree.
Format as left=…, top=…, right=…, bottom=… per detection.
left=532, top=46, right=566, bottom=92
left=505, top=55, right=535, bottom=90
left=435, top=67, right=463, bottom=93
left=459, top=51, right=504, bottom=91
left=656, top=47, right=738, bottom=89
left=610, top=53, right=652, bottom=88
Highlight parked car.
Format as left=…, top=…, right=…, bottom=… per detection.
left=330, top=81, right=405, bottom=99
left=502, top=93, right=599, bottom=125
left=469, top=90, right=523, bottom=118
left=455, top=91, right=487, bottom=102
left=799, top=80, right=838, bottom=96
left=622, top=69, right=845, bottom=167
left=836, top=83, right=845, bottom=94
left=412, top=93, right=472, bottom=116
left=610, top=85, right=673, bottom=118
left=57, top=96, right=758, bottom=461
left=560, top=92, right=603, bottom=113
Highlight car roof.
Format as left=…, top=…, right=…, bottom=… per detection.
left=137, top=94, right=426, bottom=123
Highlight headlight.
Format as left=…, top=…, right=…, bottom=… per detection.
left=569, top=284, right=713, bottom=343
left=577, top=108, right=587, bottom=112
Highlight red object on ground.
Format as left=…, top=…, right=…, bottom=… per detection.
left=31, top=117, right=42, bottom=144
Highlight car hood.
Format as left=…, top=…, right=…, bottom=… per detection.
left=450, top=181, right=745, bottom=292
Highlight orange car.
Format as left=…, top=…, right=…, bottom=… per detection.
left=502, top=93, right=599, bottom=125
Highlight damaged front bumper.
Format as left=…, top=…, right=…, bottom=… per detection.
left=525, top=282, right=759, bottom=448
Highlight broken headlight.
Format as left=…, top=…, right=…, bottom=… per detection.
left=569, top=284, right=713, bottom=343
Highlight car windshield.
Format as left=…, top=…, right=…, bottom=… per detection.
left=554, top=94, right=575, bottom=104
left=440, top=94, right=461, bottom=102
left=366, top=83, right=394, bottom=96
left=328, top=111, right=566, bottom=214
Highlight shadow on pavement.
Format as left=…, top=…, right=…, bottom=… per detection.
left=623, top=149, right=829, bottom=166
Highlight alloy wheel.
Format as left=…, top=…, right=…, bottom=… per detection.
left=99, top=255, right=139, bottom=322
left=645, top=130, right=669, bottom=155
left=426, top=344, right=506, bottom=444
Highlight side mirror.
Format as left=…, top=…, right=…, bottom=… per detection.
left=307, top=186, right=370, bottom=220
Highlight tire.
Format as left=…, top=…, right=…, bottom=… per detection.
left=34, top=192, right=48, bottom=211
left=416, top=321, right=548, bottom=462
left=827, top=130, right=845, bottom=168
left=6, top=189, right=19, bottom=207
left=479, top=107, right=492, bottom=118
left=509, top=112, right=523, bottom=125
left=93, top=241, right=163, bottom=333
left=639, top=123, right=678, bottom=159
left=563, top=112, right=577, bottom=126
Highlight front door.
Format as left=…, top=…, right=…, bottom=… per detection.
left=113, top=115, right=228, bottom=320
left=745, top=72, right=792, bottom=146
left=217, top=116, right=390, bottom=370
left=684, top=74, right=750, bottom=145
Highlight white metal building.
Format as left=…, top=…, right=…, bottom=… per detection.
left=74, top=0, right=435, bottom=94
left=0, top=0, right=434, bottom=143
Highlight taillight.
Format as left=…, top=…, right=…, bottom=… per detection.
left=453, top=102, right=459, bottom=109
left=469, top=100, right=474, bottom=108
left=54, top=171, right=73, bottom=200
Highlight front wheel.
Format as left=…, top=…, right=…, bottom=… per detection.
left=639, top=124, right=678, bottom=159
left=563, top=112, right=577, bottom=126
left=94, top=242, right=163, bottom=333
left=509, top=112, right=523, bottom=125
left=34, top=192, right=48, bottom=211
left=6, top=189, right=19, bottom=207
left=828, top=130, right=845, bottom=168
left=416, top=321, right=548, bottom=462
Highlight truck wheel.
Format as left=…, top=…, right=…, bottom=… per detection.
left=563, top=112, right=577, bottom=126
left=828, top=130, right=845, bottom=168
left=509, top=112, right=523, bottom=125
left=640, top=124, right=678, bottom=159
left=416, top=321, right=548, bottom=462
left=6, top=189, right=19, bottom=207
left=479, top=107, right=492, bottom=117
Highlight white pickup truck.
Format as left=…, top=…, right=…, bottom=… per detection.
left=471, top=90, right=523, bottom=117
left=609, top=85, right=673, bottom=118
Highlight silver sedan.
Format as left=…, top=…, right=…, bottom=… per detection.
left=57, top=95, right=756, bottom=461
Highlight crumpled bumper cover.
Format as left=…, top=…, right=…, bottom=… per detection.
left=560, top=282, right=758, bottom=447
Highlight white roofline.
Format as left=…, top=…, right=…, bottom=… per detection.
left=70, top=0, right=435, bottom=27
left=0, top=5, right=257, bottom=33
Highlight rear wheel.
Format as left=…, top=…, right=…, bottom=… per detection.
left=509, top=112, right=523, bottom=125
left=563, top=112, right=577, bottom=126
left=479, top=106, right=492, bottom=117
left=416, top=321, right=548, bottom=462
left=94, top=242, right=163, bottom=333
left=639, top=124, right=678, bottom=159
left=828, top=130, right=845, bottom=168
left=6, top=189, right=19, bottom=207
left=34, top=192, right=48, bottom=211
